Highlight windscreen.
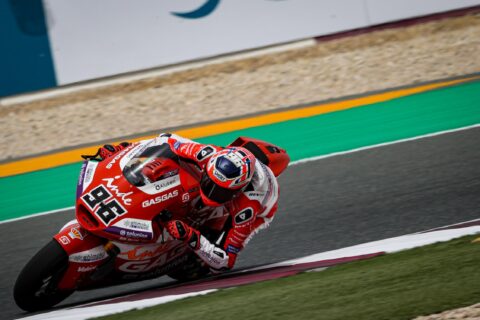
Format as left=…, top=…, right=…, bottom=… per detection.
left=122, top=143, right=179, bottom=187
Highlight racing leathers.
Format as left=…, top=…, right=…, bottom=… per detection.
left=164, top=133, right=280, bottom=272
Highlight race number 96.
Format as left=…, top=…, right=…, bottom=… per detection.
left=81, top=185, right=127, bottom=225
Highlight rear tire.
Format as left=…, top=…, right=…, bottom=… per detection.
left=14, top=240, right=74, bottom=312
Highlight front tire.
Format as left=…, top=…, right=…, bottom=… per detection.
left=14, top=240, right=74, bottom=312
left=167, top=253, right=210, bottom=282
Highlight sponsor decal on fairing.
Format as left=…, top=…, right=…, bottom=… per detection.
left=120, top=229, right=149, bottom=239
left=118, top=240, right=177, bottom=261
left=59, top=236, right=70, bottom=245
left=120, top=254, right=190, bottom=280
left=141, top=190, right=179, bottom=208
left=77, top=162, right=88, bottom=199
left=68, top=227, right=85, bottom=240
left=82, top=161, right=98, bottom=192
left=107, top=219, right=155, bottom=240
left=69, top=245, right=108, bottom=263
left=77, top=266, right=97, bottom=273
left=117, top=242, right=188, bottom=273
left=102, top=175, right=134, bottom=205
left=115, top=218, right=153, bottom=232
left=138, top=175, right=181, bottom=195
left=105, top=226, right=153, bottom=240
left=106, top=144, right=135, bottom=169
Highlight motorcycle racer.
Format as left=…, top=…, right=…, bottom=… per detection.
left=99, top=133, right=280, bottom=273
left=14, top=133, right=289, bottom=312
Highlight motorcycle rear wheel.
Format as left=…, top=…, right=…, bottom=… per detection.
left=14, top=240, right=74, bottom=312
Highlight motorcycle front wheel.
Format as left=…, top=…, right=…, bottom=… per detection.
left=14, top=240, right=74, bottom=312
left=167, top=252, right=210, bottom=282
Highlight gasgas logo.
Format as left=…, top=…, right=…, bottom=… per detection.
left=142, top=190, right=179, bottom=208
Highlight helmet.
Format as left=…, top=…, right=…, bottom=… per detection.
left=200, top=147, right=256, bottom=206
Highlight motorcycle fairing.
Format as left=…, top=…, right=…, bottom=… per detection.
left=53, top=222, right=108, bottom=290
left=53, top=221, right=190, bottom=290
left=114, top=239, right=189, bottom=274
left=75, top=137, right=202, bottom=244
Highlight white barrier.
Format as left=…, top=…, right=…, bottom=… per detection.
left=366, top=0, right=480, bottom=24
left=43, top=0, right=480, bottom=85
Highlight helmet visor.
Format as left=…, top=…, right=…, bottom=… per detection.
left=200, top=173, right=239, bottom=204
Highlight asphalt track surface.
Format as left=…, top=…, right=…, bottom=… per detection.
left=1, top=127, right=480, bottom=320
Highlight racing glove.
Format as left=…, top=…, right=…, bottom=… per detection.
left=165, top=220, right=201, bottom=250
left=98, top=142, right=130, bottom=160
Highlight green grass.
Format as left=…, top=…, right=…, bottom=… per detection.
left=94, top=235, right=480, bottom=320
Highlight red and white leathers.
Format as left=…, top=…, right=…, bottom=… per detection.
left=166, top=133, right=279, bottom=272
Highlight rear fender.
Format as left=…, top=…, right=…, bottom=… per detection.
left=53, top=221, right=108, bottom=290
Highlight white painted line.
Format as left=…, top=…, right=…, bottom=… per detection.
left=0, top=206, right=74, bottom=225
left=16, top=289, right=217, bottom=320
left=2, top=123, right=479, bottom=225
left=415, top=217, right=480, bottom=234
left=0, top=39, right=316, bottom=106
left=289, top=123, right=480, bottom=166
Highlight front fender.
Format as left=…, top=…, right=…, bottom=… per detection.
left=53, top=221, right=108, bottom=290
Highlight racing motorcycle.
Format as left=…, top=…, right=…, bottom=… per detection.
left=13, top=135, right=289, bottom=312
